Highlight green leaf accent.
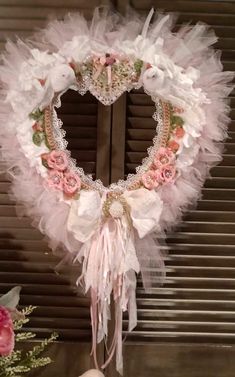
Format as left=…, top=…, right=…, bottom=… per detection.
left=171, top=115, right=184, bottom=127
left=29, top=109, right=44, bottom=122
left=134, top=59, right=143, bottom=76
left=32, top=131, right=45, bottom=146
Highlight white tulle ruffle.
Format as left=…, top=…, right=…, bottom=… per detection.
left=0, top=7, right=234, bottom=375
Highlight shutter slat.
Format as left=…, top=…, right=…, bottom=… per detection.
left=186, top=210, right=235, bottom=221
left=0, top=6, right=79, bottom=19
left=138, top=287, right=235, bottom=299
left=169, top=243, right=235, bottom=255
left=168, top=255, right=235, bottom=267
left=0, top=282, right=78, bottom=295
left=132, top=0, right=235, bottom=14
left=0, top=0, right=99, bottom=6
left=57, top=89, right=99, bottom=177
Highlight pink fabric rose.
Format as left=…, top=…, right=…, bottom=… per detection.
left=63, top=171, right=81, bottom=196
left=99, top=56, right=106, bottom=65
left=46, top=150, right=68, bottom=171
left=159, top=165, right=176, bottom=183
left=168, top=140, right=180, bottom=153
left=154, top=147, right=175, bottom=168
left=142, top=170, right=160, bottom=190
left=105, top=53, right=116, bottom=66
left=174, top=126, right=185, bottom=139
left=46, top=169, right=64, bottom=191
left=32, top=122, right=43, bottom=132
left=0, top=306, right=15, bottom=356
left=172, top=106, right=184, bottom=114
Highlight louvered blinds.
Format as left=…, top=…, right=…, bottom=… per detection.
left=0, top=1, right=235, bottom=377
left=58, top=91, right=98, bottom=181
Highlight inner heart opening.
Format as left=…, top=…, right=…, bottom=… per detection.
left=57, top=89, right=98, bottom=181
left=56, top=88, right=160, bottom=186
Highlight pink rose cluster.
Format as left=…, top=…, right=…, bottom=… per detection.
left=142, top=147, right=177, bottom=190
left=42, top=150, right=81, bottom=197
left=94, top=53, right=117, bottom=67
left=0, top=306, right=14, bottom=356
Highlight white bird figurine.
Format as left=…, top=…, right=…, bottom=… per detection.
left=38, top=63, right=76, bottom=109
left=49, top=63, right=76, bottom=92
left=142, top=66, right=166, bottom=92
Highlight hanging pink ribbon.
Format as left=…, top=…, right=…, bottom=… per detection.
left=67, top=188, right=164, bottom=374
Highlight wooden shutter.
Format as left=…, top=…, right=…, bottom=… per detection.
left=105, top=1, right=235, bottom=377
left=0, top=2, right=112, bottom=376
left=0, top=1, right=235, bottom=376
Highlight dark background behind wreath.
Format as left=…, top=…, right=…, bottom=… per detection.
left=0, top=1, right=235, bottom=376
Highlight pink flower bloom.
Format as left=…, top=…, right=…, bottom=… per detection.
left=174, top=127, right=185, bottom=139
left=0, top=306, right=14, bottom=356
left=99, top=56, right=106, bottom=65
left=173, top=106, right=184, bottom=114
left=154, top=147, right=175, bottom=168
left=142, top=170, right=160, bottom=190
left=46, top=169, right=64, bottom=191
left=105, top=53, right=116, bottom=66
left=159, top=165, right=176, bottom=183
left=63, top=171, right=81, bottom=196
left=0, top=307, right=11, bottom=327
left=168, top=140, right=180, bottom=152
left=32, top=122, right=43, bottom=132
left=46, top=150, right=68, bottom=171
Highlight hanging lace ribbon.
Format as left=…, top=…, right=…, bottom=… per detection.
left=67, top=188, right=165, bottom=374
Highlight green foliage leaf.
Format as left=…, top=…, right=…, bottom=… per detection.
left=32, top=131, right=45, bottom=146
left=15, top=332, right=36, bottom=342
left=171, top=115, right=184, bottom=127
left=29, top=109, right=44, bottom=122
left=134, top=59, right=143, bottom=76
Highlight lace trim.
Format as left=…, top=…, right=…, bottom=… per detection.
left=49, top=89, right=170, bottom=193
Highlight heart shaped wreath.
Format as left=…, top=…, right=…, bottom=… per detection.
left=0, top=7, right=233, bottom=375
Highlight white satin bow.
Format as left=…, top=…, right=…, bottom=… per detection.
left=67, top=187, right=163, bottom=242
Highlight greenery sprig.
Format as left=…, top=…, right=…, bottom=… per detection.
left=0, top=306, right=58, bottom=377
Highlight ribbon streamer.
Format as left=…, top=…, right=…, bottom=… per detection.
left=67, top=188, right=164, bottom=373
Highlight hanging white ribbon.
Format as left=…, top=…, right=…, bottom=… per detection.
left=66, top=187, right=164, bottom=374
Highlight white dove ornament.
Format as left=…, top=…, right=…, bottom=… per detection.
left=38, top=64, right=76, bottom=110
left=142, top=66, right=165, bottom=92
left=49, top=63, right=76, bottom=92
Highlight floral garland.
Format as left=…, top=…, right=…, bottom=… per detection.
left=0, top=7, right=233, bottom=376
left=30, top=96, right=184, bottom=198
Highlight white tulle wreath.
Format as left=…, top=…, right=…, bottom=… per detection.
left=0, top=7, right=233, bottom=375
